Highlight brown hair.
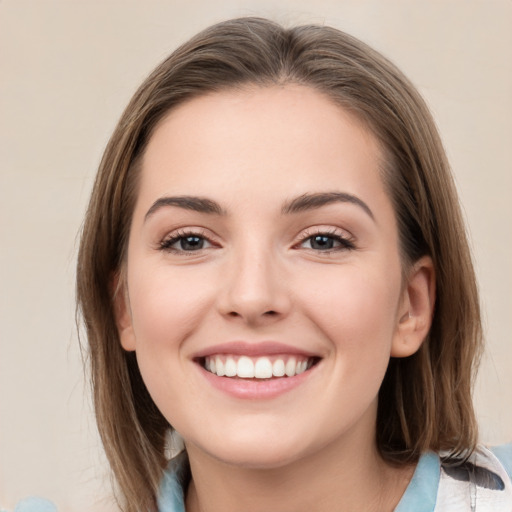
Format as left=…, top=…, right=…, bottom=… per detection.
left=76, top=17, right=482, bottom=512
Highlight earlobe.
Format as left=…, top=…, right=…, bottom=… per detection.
left=112, top=270, right=137, bottom=352
left=391, top=256, right=436, bottom=358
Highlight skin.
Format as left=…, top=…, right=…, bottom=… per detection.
left=116, top=85, right=435, bottom=512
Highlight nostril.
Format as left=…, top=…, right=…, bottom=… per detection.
left=264, top=310, right=278, bottom=316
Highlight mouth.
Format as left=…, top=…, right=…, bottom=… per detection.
left=191, top=341, right=323, bottom=398
left=197, top=354, right=321, bottom=379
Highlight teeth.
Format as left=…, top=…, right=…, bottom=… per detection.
left=296, top=360, right=307, bottom=374
left=225, top=357, right=237, bottom=377
left=237, top=356, right=255, bottom=378
left=216, top=358, right=225, bottom=377
left=254, top=357, right=273, bottom=378
left=285, top=357, right=297, bottom=377
left=272, top=359, right=285, bottom=377
left=204, top=355, right=314, bottom=379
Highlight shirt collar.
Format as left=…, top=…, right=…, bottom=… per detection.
left=157, top=451, right=440, bottom=512
left=394, top=452, right=440, bottom=512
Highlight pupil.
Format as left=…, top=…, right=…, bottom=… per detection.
left=181, top=236, right=203, bottom=250
left=311, top=235, right=334, bottom=250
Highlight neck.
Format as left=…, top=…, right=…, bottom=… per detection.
left=184, top=422, right=414, bottom=512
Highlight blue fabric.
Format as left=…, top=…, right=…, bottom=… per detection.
left=157, top=451, right=442, bottom=512
left=157, top=464, right=186, bottom=512
left=11, top=445, right=512, bottom=511
left=13, top=497, right=57, bottom=512
left=393, top=452, right=440, bottom=512
left=491, top=443, right=512, bottom=479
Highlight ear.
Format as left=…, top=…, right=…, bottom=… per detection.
left=391, top=256, right=436, bottom=358
left=112, top=270, right=136, bottom=352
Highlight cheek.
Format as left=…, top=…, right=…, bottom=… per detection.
left=128, top=263, right=217, bottom=348
left=298, top=262, right=401, bottom=359
left=126, top=265, right=218, bottom=420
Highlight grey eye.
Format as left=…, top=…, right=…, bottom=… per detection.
left=302, top=235, right=343, bottom=251
left=299, top=233, right=354, bottom=252
left=178, top=236, right=206, bottom=251
left=160, top=232, right=213, bottom=253
left=308, top=235, right=336, bottom=250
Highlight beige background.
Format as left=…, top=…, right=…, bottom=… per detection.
left=1, top=1, right=511, bottom=510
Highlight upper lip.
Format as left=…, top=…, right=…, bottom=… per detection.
left=192, top=341, right=320, bottom=359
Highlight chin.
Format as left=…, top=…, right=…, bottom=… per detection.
left=182, top=423, right=308, bottom=469
left=207, top=444, right=305, bottom=470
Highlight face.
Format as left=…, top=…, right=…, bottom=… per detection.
left=117, top=85, right=422, bottom=469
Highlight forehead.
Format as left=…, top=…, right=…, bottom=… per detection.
left=137, top=85, right=388, bottom=213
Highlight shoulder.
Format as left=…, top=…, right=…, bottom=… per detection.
left=435, top=444, right=512, bottom=511
left=395, top=445, right=512, bottom=512
left=5, top=498, right=57, bottom=512
left=490, top=442, right=512, bottom=480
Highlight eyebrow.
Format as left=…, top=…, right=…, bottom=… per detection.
left=145, top=196, right=226, bottom=221
left=281, top=192, right=374, bottom=220
left=144, top=191, right=374, bottom=222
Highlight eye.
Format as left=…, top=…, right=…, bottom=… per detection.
left=298, top=230, right=355, bottom=252
left=159, top=230, right=214, bottom=253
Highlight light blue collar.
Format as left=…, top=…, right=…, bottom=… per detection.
left=157, top=451, right=440, bottom=512
left=157, top=452, right=187, bottom=512
left=394, top=452, right=440, bottom=512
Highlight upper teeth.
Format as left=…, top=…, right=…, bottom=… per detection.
left=204, top=355, right=311, bottom=379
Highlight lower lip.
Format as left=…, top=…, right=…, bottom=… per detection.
left=197, top=363, right=318, bottom=399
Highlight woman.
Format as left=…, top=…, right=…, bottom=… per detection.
left=16, top=16, right=512, bottom=512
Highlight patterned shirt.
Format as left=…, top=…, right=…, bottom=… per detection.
left=10, top=445, right=512, bottom=511
left=157, top=445, right=512, bottom=512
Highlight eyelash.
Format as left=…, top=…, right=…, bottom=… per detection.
left=159, top=229, right=214, bottom=254
left=158, top=228, right=355, bottom=254
left=294, top=228, right=355, bottom=253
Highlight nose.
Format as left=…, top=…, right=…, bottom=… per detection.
left=216, top=244, right=291, bottom=326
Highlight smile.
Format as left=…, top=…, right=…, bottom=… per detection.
left=202, top=355, right=317, bottom=379
left=192, top=342, right=322, bottom=398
